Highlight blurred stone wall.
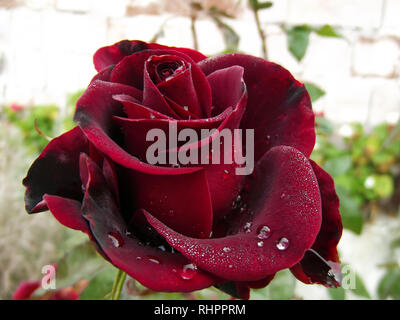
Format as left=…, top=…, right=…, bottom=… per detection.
left=0, top=0, right=399, bottom=125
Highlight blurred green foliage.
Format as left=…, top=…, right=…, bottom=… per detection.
left=312, top=118, right=400, bottom=235
left=3, top=104, right=59, bottom=153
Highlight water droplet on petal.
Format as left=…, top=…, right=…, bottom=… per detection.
left=183, top=106, right=189, bottom=111
left=257, top=225, right=271, bottom=240
left=257, top=241, right=264, bottom=247
left=223, top=247, right=231, bottom=253
left=158, top=245, right=166, bottom=251
left=180, top=263, right=197, bottom=280
left=280, top=193, right=286, bottom=199
left=222, top=169, right=230, bottom=180
left=150, top=114, right=155, bottom=119
left=148, top=256, right=161, bottom=264
left=108, top=232, right=123, bottom=248
left=276, top=237, right=290, bottom=251
left=243, top=222, right=252, bottom=233
left=136, top=256, right=142, bottom=260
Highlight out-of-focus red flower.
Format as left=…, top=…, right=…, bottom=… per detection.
left=12, top=280, right=88, bottom=300
left=10, top=103, right=24, bottom=112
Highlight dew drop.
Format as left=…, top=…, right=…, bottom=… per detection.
left=222, top=169, right=230, bottom=180
left=124, top=230, right=132, bottom=237
left=136, top=256, right=142, bottom=260
left=276, top=237, right=290, bottom=251
left=223, top=247, right=231, bottom=253
left=180, top=263, right=197, bottom=280
left=257, top=225, right=271, bottom=240
left=148, top=256, right=161, bottom=264
left=183, top=106, right=189, bottom=111
left=108, top=232, right=123, bottom=248
left=158, top=245, right=166, bottom=252
left=280, top=193, right=286, bottom=199
left=150, top=113, right=155, bottom=119
left=243, top=222, right=252, bottom=233
left=257, top=241, right=264, bottom=248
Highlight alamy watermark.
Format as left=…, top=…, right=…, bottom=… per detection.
left=41, top=264, right=56, bottom=290
left=145, top=122, right=255, bottom=175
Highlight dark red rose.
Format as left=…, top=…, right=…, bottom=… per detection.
left=23, top=40, right=342, bottom=299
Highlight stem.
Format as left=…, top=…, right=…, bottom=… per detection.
left=252, top=7, right=268, bottom=59
left=190, top=14, right=199, bottom=51
left=110, top=269, right=127, bottom=300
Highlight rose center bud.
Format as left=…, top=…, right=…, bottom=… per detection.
left=147, top=55, right=187, bottom=84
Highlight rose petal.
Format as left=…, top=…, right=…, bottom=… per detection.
left=112, top=106, right=232, bottom=162
left=74, top=80, right=200, bottom=175
left=290, top=160, right=342, bottom=287
left=90, top=64, right=114, bottom=83
left=81, top=158, right=219, bottom=292
left=127, top=168, right=213, bottom=239
left=113, top=94, right=172, bottom=120
left=155, top=62, right=203, bottom=117
left=110, top=49, right=212, bottom=117
left=199, top=53, right=315, bottom=159
left=143, top=146, right=322, bottom=281
left=215, top=275, right=274, bottom=300
left=93, top=40, right=207, bottom=72
left=207, top=65, right=244, bottom=116
left=165, top=96, right=200, bottom=120
left=12, top=281, right=41, bottom=300
left=43, top=194, right=89, bottom=233
left=23, top=126, right=89, bottom=213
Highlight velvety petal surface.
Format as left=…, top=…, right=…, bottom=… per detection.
left=74, top=80, right=199, bottom=175
left=144, top=146, right=322, bottom=281
left=81, top=156, right=219, bottom=292
left=199, top=53, right=315, bottom=160
left=110, top=49, right=212, bottom=117
left=127, top=169, right=213, bottom=239
left=12, top=281, right=40, bottom=300
left=93, top=40, right=207, bottom=72
left=290, top=160, right=343, bottom=287
left=43, top=195, right=89, bottom=233
left=23, top=126, right=89, bottom=213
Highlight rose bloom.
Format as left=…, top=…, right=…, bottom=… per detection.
left=23, top=40, right=342, bottom=299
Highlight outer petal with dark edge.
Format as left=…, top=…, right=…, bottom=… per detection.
left=74, top=80, right=199, bottom=175
left=81, top=156, right=219, bottom=292
left=199, top=53, right=315, bottom=160
left=290, top=160, right=343, bottom=287
left=93, top=40, right=207, bottom=72
left=23, top=126, right=89, bottom=213
left=144, top=146, right=322, bottom=282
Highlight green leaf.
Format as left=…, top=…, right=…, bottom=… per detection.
left=287, top=25, right=311, bottom=61
left=80, top=267, right=118, bottom=300
left=352, top=273, right=371, bottom=299
left=377, top=269, right=400, bottom=299
left=251, top=269, right=296, bottom=299
left=372, top=174, right=394, bottom=198
left=327, top=286, right=346, bottom=300
left=212, top=16, right=240, bottom=52
left=323, top=155, right=352, bottom=177
left=335, top=186, right=364, bottom=234
left=304, top=82, right=326, bottom=102
left=315, top=25, right=341, bottom=38
left=55, top=241, right=109, bottom=289
left=249, top=0, right=273, bottom=10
